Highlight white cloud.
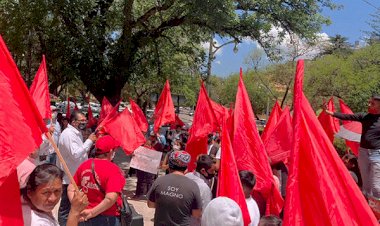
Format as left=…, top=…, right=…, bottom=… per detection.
left=259, top=26, right=330, bottom=60
left=215, top=60, right=221, bottom=65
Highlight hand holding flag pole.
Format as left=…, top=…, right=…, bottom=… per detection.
left=45, top=132, right=79, bottom=191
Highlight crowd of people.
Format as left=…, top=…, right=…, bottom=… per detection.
left=16, top=94, right=380, bottom=225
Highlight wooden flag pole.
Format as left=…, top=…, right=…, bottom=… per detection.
left=45, top=132, right=79, bottom=191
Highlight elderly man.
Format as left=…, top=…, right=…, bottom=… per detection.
left=325, top=94, right=380, bottom=199
left=147, top=151, right=202, bottom=226
left=57, top=111, right=97, bottom=226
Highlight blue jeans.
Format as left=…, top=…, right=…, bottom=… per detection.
left=79, top=215, right=120, bottom=226
left=358, top=147, right=380, bottom=198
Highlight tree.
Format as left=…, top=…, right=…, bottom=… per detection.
left=322, top=34, right=353, bottom=56
left=0, top=0, right=337, bottom=104
left=366, top=9, right=380, bottom=44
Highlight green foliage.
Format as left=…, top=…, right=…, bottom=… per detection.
left=0, top=0, right=336, bottom=103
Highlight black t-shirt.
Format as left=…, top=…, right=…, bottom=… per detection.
left=147, top=173, right=202, bottom=226
left=333, top=112, right=380, bottom=149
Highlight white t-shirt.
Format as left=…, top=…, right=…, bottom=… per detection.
left=22, top=202, right=59, bottom=226
left=246, top=196, right=260, bottom=226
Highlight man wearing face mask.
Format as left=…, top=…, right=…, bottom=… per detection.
left=68, top=135, right=125, bottom=225
left=185, top=154, right=216, bottom=226
left=57, top=111, right=97, bottom=226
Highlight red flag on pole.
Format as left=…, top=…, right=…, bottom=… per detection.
left=0, top=35, right=48, bottom=225
left=338, top=99, right=361, bottom=156
left=130, top=98, right=149, bottom=133
left=102, top=108, right=146, bottom=155
left=264, top=107, right=293, bottom=165
left=99, top=97, right=114, bottom=123
left=153, top=80, right=176, bottom=133
left=233, top=68, right=283, bottom=215
left=86, top=102, right=97, bottom=128
left=218, top=123, right=251, bottom=226
left=66, top=97, right=71, bottom=118
left=185, top=82, right=219, bottom=171
left=29, top=55, right=51, bottom=119
left=73, top=98, right=79, bottom=111
left=283, top=60, right=378, bottom=226
left=97, top=99, right=121, bottom=130
left=210, top=99, right=229, bottom=126
left=261, top=101, right=282, bottom=143
left=318, top=97, right=340, bottom=143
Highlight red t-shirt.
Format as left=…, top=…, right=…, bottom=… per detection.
left=73, top=159, right=126, bottom=216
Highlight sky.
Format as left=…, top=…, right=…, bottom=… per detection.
left=211, top=0, right=380, bottom=77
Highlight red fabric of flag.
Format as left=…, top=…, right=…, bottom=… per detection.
left=130, top=98, right=148, bottom=133
left=66, top=97, right=71, bottom=118
left=210, top=99, right=229, bottom=126
left=99, top=97, right=114, bottom=123
left=0, top=35, right=47, bottom=225
left=283, top=60, right=378, bottom=226
left=185, top=82, right=219, bottom=171
left=29, top=55, right=51, bottom=119
left=153, top=80, right=176, bottom=133
left=218, top=123, right=251, bottom=226
left=339, top=99, right=360, bottom=156
left=87, top=102, right=97, bottom=128
left=233, top=68, right=283, bottom=215
left=264, top=107, right=293, bottom=165
left=97, top=100, right=121, bottom=130
left=261, top=101, right=282, bottom=143
left=318, top=97, right=340, bottom=143
left=102, top=108, right=145, bottom=155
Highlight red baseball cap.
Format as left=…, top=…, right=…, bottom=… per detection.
left=95, top=135, right=117, bottom=154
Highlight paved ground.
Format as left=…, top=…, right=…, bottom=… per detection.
left=114, top=149, right=156, bottom=226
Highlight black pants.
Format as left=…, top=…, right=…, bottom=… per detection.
left=58, top=184, right=70, bottom=226
left=135, top=169, right=155, bottom=196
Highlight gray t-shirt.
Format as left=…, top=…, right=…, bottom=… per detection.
left=147, top=173, right=202, bottom=226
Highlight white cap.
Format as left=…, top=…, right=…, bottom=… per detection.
left=201, top=197, right=244, bottom=226
left=50, top=105, right=57, bottom=111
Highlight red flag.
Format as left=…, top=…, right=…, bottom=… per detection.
left=318, top=97, right=340, bottom=143
left=99, top=97, right=114, bottom=123
left=97, top=100, right=121, bottom=130
left=102, top=108, right=146, bottom=155
left=210, top=99, right=229, bottom=126
left=339, top=99, right=361, bottom=156
left=233, top=68, right=283, bottom=215
left=73, top=98, right=79, bottom=111
left=185, top=82, right=219, bottom=171
left=283, top=60, right=377, bottom=226
left=0, top=35, right=47, bottom=225
left=86, top=102, right=97, bottom=128
left=261, top=101, right=282, bottom=143
left=29, top=55, right=51, bottom=119
left=264, top=107, right=293, bottom=165
left=153, top=80, right=176, bottom=133
left=170, top=114, right=185, bottom=130
left=66, top=97, right=71, bottom=118
left=218, top=123, right=251, bottom=226
left=130, top=98, right=148, bottom=133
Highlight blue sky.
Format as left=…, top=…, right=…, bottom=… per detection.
left=212, top=0, right=380, bottom=77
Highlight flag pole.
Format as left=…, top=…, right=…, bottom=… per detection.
left=45, top=132, right=79, bottom=191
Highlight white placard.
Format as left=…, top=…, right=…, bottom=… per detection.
left=130, top=146, right=163, bottom=174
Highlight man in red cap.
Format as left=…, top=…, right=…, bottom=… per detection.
left=67, top=135, right=125, bottom=226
